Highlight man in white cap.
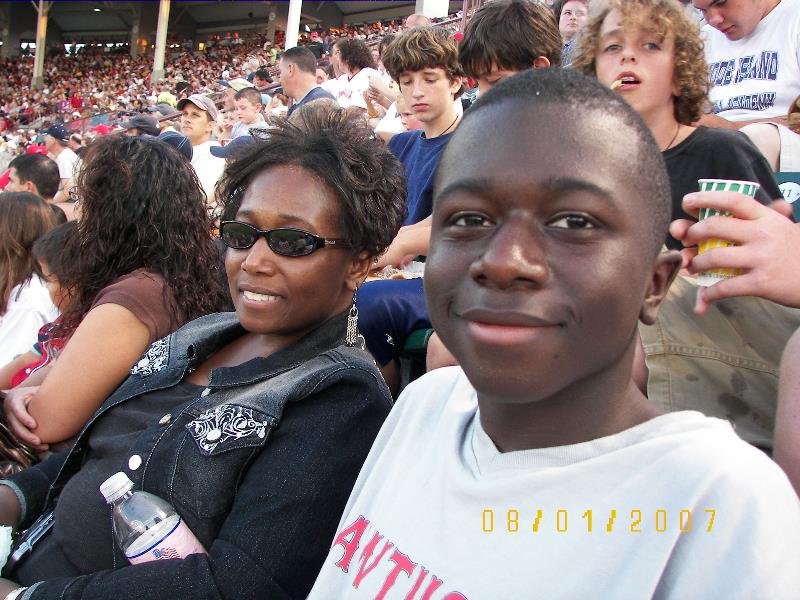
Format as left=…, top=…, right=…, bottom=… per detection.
left=177, top=94, right=225, bottom=208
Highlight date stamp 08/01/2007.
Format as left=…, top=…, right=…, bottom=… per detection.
left=481, top=509, right=717, bottom=534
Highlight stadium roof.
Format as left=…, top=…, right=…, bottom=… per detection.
left=32, top=2, right=439, bottom=37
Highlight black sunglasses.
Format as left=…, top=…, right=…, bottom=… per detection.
left=219, top=221, right=351, bottom=257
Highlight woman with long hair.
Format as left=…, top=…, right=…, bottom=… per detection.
left=0, top=192, right=58, bottom=367
left=0, top=107, right=405, bottom=600
left=4, top=136, right=229, bottom=448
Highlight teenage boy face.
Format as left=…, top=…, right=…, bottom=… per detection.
left=426, top=100, right=675, bottom=401
left=594, top=10, right=679, bottom=118
left=474, top=59, right=551, bottom=96
left=692, top=0, right=765, bottom=40
left=397, top=67, right=462, bottom=124
left=474, top=66, right=521, bottom=97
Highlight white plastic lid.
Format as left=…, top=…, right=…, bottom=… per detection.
left=100, top=472, right=134, bottom=504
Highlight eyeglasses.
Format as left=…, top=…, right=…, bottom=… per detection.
left=219, top=220, right=351, bottom=257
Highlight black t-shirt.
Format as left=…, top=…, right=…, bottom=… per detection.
left=17, top=381, right=204, bottom=579
left=663, top=126, right=782, bottom=249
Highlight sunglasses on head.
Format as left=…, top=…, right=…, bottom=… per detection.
left=219, top=220, right=351, bottom=257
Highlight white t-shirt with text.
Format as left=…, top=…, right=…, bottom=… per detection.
left=704, top=0, right=800, bottom=121
left=309, top=367, right=800, bottom=599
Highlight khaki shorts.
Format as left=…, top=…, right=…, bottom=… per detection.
left=639, top=274, right=800, bottom=450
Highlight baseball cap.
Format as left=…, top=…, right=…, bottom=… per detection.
left=141, top=131, right=193, bottom=161
left=218, top=77, right=254, bottom=92
left=122, top=114, right=160, bottom=136
left=148, top=103, right=178, bottom=118
left=209, top=134, right=255, bottom=159
left=177, top=94, right=219, bottom=121
left=41, top=123, right=69, bottom=142
left=25, top=145, right=48, bottom=155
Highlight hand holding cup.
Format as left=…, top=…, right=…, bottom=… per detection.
left=670, top=189, right=800, bottom=312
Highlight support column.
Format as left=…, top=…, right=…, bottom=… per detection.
left=414, top=0, right=449, bottom=18
left=150, top=0, right=170, bottom=85
left=0, top=4, right=17, bottom=59
left=31, top=0, right=51, bottom=89
left=130, top=5, right=141, bottom=58
left=266, top=2, right=276, bottom=44
left=285, top=0, right=302, bottom=50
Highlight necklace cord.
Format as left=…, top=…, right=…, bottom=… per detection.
left=663, top=122, right=681, bottom=151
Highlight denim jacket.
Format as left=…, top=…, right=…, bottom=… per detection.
left=5, top=311, right=392, bottom=599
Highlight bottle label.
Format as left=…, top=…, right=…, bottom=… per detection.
left=126, top=516, right=206, bottom=564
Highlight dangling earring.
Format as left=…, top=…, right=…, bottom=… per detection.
left=346, top=287, right=365, bottom=349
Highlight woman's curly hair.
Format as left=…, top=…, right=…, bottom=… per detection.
left=60, top=135, right=229, bottom=330
left=217, top=103, right=406, bottom=259
left=0, top=192, right=56, bottom=314
left=571, top=0, right=709, bottom=125
left=334, top=38, right=377, bottom=71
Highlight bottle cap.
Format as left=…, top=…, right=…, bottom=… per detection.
left=100, top=472, right=134, bottom=504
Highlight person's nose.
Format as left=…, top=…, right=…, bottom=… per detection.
left=620, top=42, right=637, bottom=64
left=469, top=218, right=550, bottom=290
left=241, top=236, right=278, bottom=275
left=705, top=7, right=724, bottom=27
left=410, top=79, right=424, bottom=99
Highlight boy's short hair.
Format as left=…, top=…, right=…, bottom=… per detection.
left=281, top=46, right=317, bottom=75
left=9, top=153, right=60, bottom=200
left=334, top=38, right=376, bottom=71
left=571, top=0, right=709, bottom=125
left=455, top=68, right=671, bottom=256
left=253, top=68, right=273, bottom=82
left=459, top=0, right=563, bottom=77
left=382, top=26, right=466, bottom=96
left=233, top=87, right=263, bottom=107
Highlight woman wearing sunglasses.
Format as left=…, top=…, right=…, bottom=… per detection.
left=0, top=109, right=406, bottom=599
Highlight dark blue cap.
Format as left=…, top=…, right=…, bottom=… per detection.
left=210, top=135, right=256, bottom=159
left=41, top=123, right=69, bottom=142
left=141, top=131, right=193, bottom=161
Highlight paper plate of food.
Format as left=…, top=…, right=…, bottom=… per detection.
left=366, top=260, right=425, bottom=282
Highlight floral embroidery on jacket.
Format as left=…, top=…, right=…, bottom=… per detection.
left=130, top=338, right=169, bottom=377
left=186, top=404, right=273, bottom=453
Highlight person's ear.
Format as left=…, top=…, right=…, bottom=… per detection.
left=448, top=76, right=464, bottom=98
left=640, top=249, right=682, bottom=325
left=532, top=56, right=551, bottom=69
left=23, top=180, right=37, bottom=194
left=346, top=250, right=373, bottom=292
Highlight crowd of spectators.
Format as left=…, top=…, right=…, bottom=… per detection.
left=0, top=0, right=798, bottom=597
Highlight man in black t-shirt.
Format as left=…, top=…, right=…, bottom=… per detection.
left=305, top=31, right=328, bottom=59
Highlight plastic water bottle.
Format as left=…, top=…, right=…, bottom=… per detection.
left=100, top=472, right=206, bottom=565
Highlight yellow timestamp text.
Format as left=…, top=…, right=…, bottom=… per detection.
left=481, top=509, right=716, bottom=534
